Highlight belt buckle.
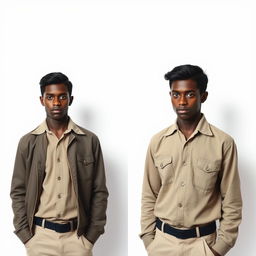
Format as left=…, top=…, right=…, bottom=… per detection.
left=196, top=226, right=200, bottom=238
left=42, top=219, right=46, bottom=228
left=161, top=221, right=165, bottom=232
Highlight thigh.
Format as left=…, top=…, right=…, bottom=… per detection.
left=201, top=232, right=217, bottom=256
left=62, top=232, right=93, bottom=256
left=147, top=229, right=181, bottom=256
left=26, top=226, right=60, bottom=256
left=184, top=232, right=216, bottom=256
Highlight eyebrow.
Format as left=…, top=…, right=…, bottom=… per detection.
left=171, top=90, right=196, bottom=93
left=45, top=92, right=68, bottom=96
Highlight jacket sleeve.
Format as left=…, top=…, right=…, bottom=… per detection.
left=140, top=141, right=161, bottom=249
left=212, top=139, right=242, bottom=255
left=85, top=136, right=108, bottom=244
left=10, top=137, right=33, bottom=244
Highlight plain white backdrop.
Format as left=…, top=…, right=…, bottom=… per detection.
left=0, top=0, right=256, bottom=255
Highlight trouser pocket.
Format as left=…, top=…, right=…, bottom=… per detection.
left=80, top=236, right=94, bottom=250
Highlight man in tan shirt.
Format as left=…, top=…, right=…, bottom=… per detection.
left=140, top=65, right=242, bottom=256
left=11, top=72, right=108, bottom=256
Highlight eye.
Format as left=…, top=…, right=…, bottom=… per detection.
left=59, top=95, right=67, bottom=100
left=186, top=92, right=195, bottom=98
left=46, top=95, right=53, bottom=100
left=172, top=92, right=179, bottom=98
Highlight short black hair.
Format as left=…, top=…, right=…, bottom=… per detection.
left=39, top=72, right=73, bottom=96
left=164, top=64, right=208, bottom=93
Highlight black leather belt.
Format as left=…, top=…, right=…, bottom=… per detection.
left=34, top=217, right=77, bottom=233
left=156, top=218, right=216, bottom=239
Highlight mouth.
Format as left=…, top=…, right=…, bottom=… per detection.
left=51, top=109, right=62, bottom=113
left=176, top=109, right=190, bottom=114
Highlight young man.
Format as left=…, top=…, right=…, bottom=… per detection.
left=10, top=72, right=108, bottom=256
left=140, top=65, right=242, bottom=256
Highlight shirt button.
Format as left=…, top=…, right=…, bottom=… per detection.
left=57, top=176, right=61, bottom=181
left=178, top=203, right=183, bottom=208
left=57, top=158, right=60, bottom=162
left=182, top=160, right=186, bottom=165
left=181, top=182, right=185, bottom=187
left=57, top=214, right=61, bottom=218
left=58, top=194, right=61, bottom=199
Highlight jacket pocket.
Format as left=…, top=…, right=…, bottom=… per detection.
left=194, top=158, right=221, bottom=191
left=155, top=157, right=174, bottom=185
left=77, top=155, right=95, bottom=180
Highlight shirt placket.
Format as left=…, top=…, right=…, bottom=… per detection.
left=176, top=132, right=191, bottom=226
left=55, top=139, right=64, bottom=219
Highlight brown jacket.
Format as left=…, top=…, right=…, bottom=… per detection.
left=10, top=124, right=108, bottom=244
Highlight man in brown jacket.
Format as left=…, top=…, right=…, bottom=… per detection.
left=10, top=72, right=108, bottom=256
left=140, top=65, right=242, bottom=256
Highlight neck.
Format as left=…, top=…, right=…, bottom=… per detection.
left=46, top=116, right=69, bottom=138
left=177, top=113, right=202, bottom=139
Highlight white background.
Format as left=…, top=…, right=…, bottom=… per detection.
left=0, top=0, right=255, bottom=256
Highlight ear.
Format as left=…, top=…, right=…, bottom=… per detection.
left=200, top=91, right=208, bottom=103
left=69, top=96, right=74, bottom=106
left=40, top=96, right=45, bottom=106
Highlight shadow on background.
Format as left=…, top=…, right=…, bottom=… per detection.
left=77, top=107, right=127, bottom=256
left=219, top=106, right=255, bottom=255
left=94, top=157, right=127, bottom=256
left=231, top=160, right=256, bottom=256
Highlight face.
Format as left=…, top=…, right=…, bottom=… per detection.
left=40, top=83, right=73, bottom=121
left=170, top=79, right=208, bottom=121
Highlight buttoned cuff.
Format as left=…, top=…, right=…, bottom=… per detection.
left=212, top=238, right=232, bottom=256
left=141, top=234, right=155, bottom=249
left=14, top=227, right=33, bottom=244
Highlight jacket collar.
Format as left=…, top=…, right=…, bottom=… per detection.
left=31, top=117, right=86, bottom=135
left=164, top=114, right=213, bottom=137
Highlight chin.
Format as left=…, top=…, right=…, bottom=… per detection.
left=177, top=114, right=191, bottom=120
left=50, top=115, right=65, bottom=120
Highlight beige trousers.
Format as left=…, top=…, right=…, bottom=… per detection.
left=25, top=226, right=93, bottom=256
left=146, top=228, right=216, bottom=256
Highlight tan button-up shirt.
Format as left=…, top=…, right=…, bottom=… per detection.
left=33, top=118, right=85, bottom=222
left=140, top=115, right=242, bottom=255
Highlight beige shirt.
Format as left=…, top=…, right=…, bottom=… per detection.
left=140, top=115, right=242, bottom=256
left=33, top=118, right=85, bottom=222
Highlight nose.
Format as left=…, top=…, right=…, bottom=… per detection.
left=178, top=94, right=187, bottom=105
left=53, top=97, right=61, bottom=106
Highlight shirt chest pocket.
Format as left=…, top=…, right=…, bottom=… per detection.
left=194, top=158, right=221, bottom=191
left=77, top=155, right=95, bottom=180
left=155, top=157, right=174, bottom=185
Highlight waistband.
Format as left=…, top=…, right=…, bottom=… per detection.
left=34, top=217, right=77, bottom=233
left=156, top=218, right=216, bottom=239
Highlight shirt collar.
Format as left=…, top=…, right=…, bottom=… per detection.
left=164, top=123, right=179, bottom=137
left=164, top=114, right=213, bottom=137
left=31, top=117, right=86, bottom=135
left=195, top=114, right=213, bottom=136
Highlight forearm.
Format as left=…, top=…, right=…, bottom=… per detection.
left=140, top=145, right=161, bottom=248
left=85, top=188, right=108, bottom=243
left=10, top=142, right=32, bottom=243
left=212, top=140, right=242, bottom=255
left=11, top=189, right=32, bottom=243
left=140, top=186, right=158, bottom=247
left=86, top=143, right=108, bottom=243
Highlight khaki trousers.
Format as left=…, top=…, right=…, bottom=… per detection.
left=146, top=228, right=216, bottom=256
left=25, top=226, right=93, bottom=256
